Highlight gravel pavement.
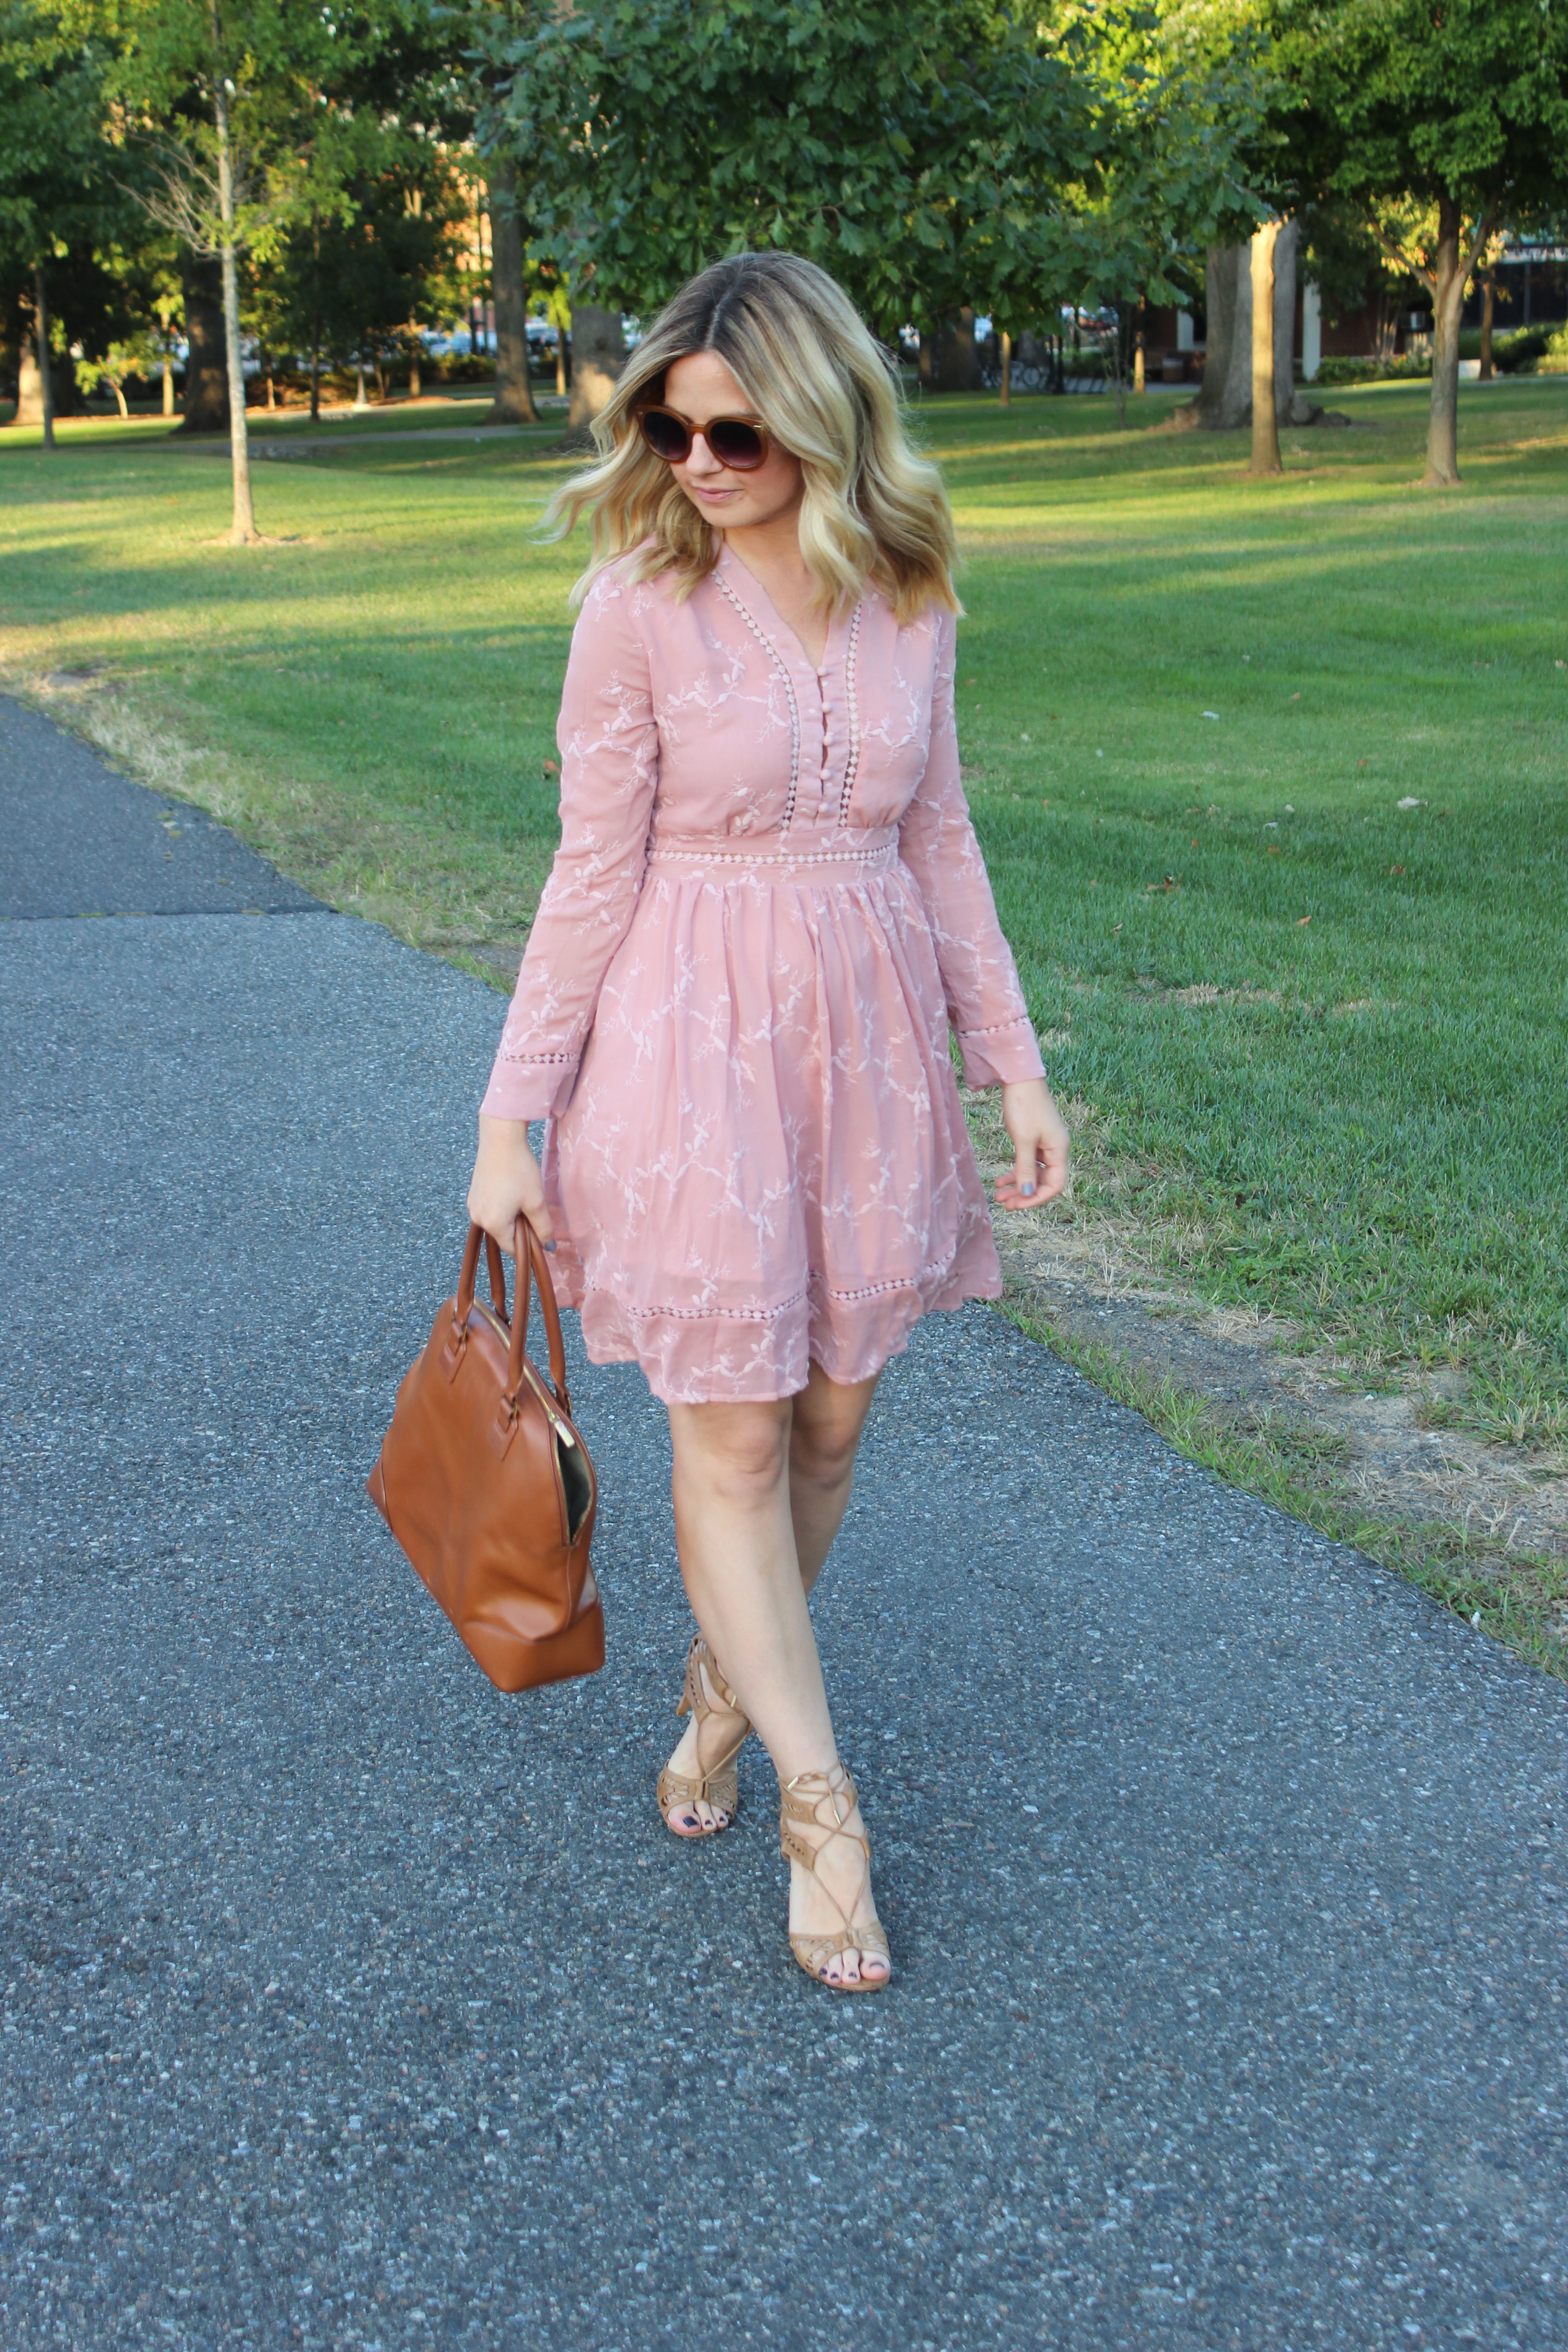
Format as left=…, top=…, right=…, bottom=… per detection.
left=2, top=703, right=1566, bottom=2351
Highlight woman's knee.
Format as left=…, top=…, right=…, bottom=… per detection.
left=790, top=1396, right=867, bottom=1491
left=672, top=1400, right=793, bottom=1507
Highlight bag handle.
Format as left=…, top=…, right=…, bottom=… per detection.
left=456, top=1223, right=510, bottom=1325
left=454, top=1217, right=570, bottom=1415
left=504, top=1214, right=570, bottom=1412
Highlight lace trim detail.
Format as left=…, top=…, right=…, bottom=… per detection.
left=647, top=838, right=896, bottom=871
left=580, top=1251, right=960, bottom=1326
left=496, top=1049, right=577, bottom=1065
left=956, top=1014, right=1040, bottom=1040
left=714, top=572, right=802, bottom=834
left=837, top=601, right=864, bottom=827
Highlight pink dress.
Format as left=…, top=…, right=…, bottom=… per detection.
left=480, top=545, right=1044, bottom=1405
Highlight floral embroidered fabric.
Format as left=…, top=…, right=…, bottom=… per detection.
left=481, top=547, right=1044, bottom=1405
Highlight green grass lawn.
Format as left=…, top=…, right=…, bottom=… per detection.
left=3, top=380, right=1565, bottom=1461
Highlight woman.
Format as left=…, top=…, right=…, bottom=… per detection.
left=468, top=252, right=1068, bottom=1993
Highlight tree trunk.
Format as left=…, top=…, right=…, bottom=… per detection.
left=408, top=337, right=421, bottom=398
left=211, top=63, right=258, bottom=544
left=33, top=270, right=54, bottom=451
left=920, top=313, right=982, bottom=393
left=49, top=346, right=87, bottom=416
left=108, top=373, right=128, bottom=418
left=1221, top=241, right=1254, bottom=426
left=353, top=361, right=369, bottom=410
left=1182, top=244, right=1253, bottom=431
left=15, top=341, right=44, bottom=426
left=1250, top=220, right=1282, bottom=475
left=999, top=328, right=1011, bottom=406
left=218, top=237, right=255, bottom=536
left=1186, top=244, right=1236, bottom=426
left=1271, top=216, right=1299, bottom=420
left=162, top=354, right=174, bottom=415
left=180, top=251, right=228, bottom=431
left=951, top=308, right=980, bottom=390
left=1133, top=303, right=1146, bottom=394
left=486, top=159, right=538, bottom=424
left=1479, top=268, right=1495, bottom=382
left=1424, top=195, right=1475, bottom=489
left=567, top=300, right=625, bottom=431
left=555, top=333, right=566, bottom=398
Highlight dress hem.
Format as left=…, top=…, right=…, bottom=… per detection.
left=556, top=1245, right=1003, bottom=1406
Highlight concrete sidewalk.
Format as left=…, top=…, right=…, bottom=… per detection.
left=2, top=702, right=1565, bottom=2350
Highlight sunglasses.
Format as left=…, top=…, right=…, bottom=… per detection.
left=637, top=403, right=773, bottom=471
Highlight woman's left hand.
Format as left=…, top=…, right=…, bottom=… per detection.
left=993, top=1078, right=1070, bottom=1210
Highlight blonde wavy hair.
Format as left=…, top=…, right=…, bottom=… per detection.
left=545, top=252, right=960, bottom=624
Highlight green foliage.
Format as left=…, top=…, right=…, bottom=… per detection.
left=1312, top=351, right=1426, bottom=385
left=0, top=2, right=474, bottom=388
left=94, top=0, right=404, bottom=269
left=0, top=6, right=102, bottom=252
left=478, top=0, right=1266, bottom=334
left=0, top=0, right=147, bottom=377
left=1269, top=0, right=1568, bottom=265
left=254, top=149, right=468, bottom=374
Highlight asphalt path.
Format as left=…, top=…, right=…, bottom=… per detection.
left=2, top=703, right=1565, bottom=2351
left=0, top=695, right=321, bottom=918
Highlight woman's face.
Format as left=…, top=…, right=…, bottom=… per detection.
left=658, top=351, right=804, bottom=530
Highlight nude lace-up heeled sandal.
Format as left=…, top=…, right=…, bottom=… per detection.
left=657, top=1634, right=751, bottom=1838
left=779, top=1763, right=891, bottom=1992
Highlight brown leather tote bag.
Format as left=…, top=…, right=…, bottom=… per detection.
left=366, top=1216, right=602, bottom=1691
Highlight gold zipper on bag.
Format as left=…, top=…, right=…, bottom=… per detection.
left=470, top=1303, right=578, bottom=1447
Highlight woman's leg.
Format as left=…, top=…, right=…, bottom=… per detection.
left=789, top=1362, right=881, bottom=1594
left=661, top=1365, right=878, bottom=1832
left=666, top=1388, right=888, bottom=1985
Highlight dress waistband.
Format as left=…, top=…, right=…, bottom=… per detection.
left=646, top=830, right=900, bottom=881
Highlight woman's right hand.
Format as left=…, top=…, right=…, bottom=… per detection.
left=466, top=1114, right=554, bottom=1251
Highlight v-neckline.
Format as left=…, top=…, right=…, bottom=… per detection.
left=718, top=544, right=847, bottom=679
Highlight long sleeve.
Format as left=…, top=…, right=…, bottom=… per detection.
left=480, top=571, right=660, bottom=1121
left=897, top=610, right=1045, bottom=1089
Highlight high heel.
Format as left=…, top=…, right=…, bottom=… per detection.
left=656, top=1634, right=751, bottom=1838
left=779, top=1763, right=891, bottom=1992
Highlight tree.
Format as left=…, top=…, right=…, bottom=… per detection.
left=100, top=0, right=417, bottom=532
left=477, top=1, right=1093, bottom=353
left=1044, top=0, right=1269, bottom=432
left=485, top=156, right=537, bottom=422
left=1270, top=0, right=1568, bottom=485
left=477, top=0, right=1265, bottom=438
left=0, top=0, right=131, bottom=444
left=1186, top=216, right=1301, bottom=452
left=255, top=140, right=465, bottom=412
